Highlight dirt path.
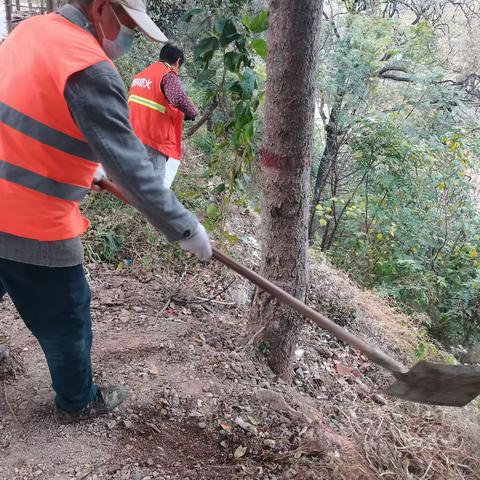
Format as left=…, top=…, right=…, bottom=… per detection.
left=1, top=262, right=480, bottom=480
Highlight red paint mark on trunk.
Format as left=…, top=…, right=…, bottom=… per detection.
left=261, top=148, right=296, bottom=171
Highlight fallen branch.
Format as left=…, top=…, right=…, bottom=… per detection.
left=239, top=325, right=265, bottom=351
left=172, top=278, right=236, bottom=306
left=160, top=261, right=191, bottom=315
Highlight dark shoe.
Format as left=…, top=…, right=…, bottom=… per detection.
left=55, top=384, right=127, bottom=424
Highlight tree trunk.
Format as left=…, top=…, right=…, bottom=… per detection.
left=308, top=92, right=344, bottom=243
left=5, top=0, right=13, bottom=33
left=248, top=0, right=323, bottom=378
left=46, top=0, right=55, bottom=13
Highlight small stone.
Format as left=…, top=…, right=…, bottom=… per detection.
left=107, top=420, right=117, bottom=430
left=123, top=420, right=133, bottom=429
left=170, top=392, right=180, bottom=407
left=294, top=348, right=305, bottom=360
left=235, top=417, right=258, bottom=436
left=198, top=422, right=207, bottom=429
left=160, top=409, right=168, bottom=416
left=317, top=346, right=332, bottom=358
left=391, top=413, right=403, bottom=423
left=263, top=439, right=276, bottom=448
left=133, top=306, right=143, bottom=313
left=230, top=352, right=242, bottom=362
left=373, top=394, right=388, bottom=405
left=119, top=309, right=130, bottom=322
left=34, top=470, right=43, bottom=477
left=220, top=440, right=228, bottom=448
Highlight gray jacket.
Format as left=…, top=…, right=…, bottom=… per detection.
left=0, top=5, right=198, bottom=267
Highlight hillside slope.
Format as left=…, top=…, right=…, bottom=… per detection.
left=1, top=242, right=480, bottom=479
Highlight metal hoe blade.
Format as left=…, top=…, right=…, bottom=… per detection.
left=384, top=361, right=480, bottom=407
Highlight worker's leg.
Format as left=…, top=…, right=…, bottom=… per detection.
left=164, top=158, right=180, bottom=189
left=146, top=146, right=167, bottom=187
left=0, top=258, right=96, bottom=413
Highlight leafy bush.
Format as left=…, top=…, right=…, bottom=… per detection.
left=311, top=12, right=480, bottom=347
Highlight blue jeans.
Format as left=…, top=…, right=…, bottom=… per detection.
left=0, top=258, right=97, bottom=412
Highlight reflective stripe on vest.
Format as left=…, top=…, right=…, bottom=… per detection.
left=128, top=94, right=166, bottom=113
left=0, top=160, right=88, bottom=201
left=0, top=102, right=95, bottom=162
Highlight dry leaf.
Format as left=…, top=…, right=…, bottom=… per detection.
left=247, top=415, right=260, bottom=426
left=234, top=445, right=247, bottom=459
left=218, top=420, right=232, bottom=432
left=334, top=362, right=362, bottom=378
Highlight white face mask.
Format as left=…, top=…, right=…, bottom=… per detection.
left=98, top=7, right=135, bottom=60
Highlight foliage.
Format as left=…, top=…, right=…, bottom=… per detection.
left=312, top=10, right=480, bottom=347
left=180, top=0, right=267, bottom=237
left=81, top=179, right=204, bottom=268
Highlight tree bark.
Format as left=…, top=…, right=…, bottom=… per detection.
left=5, top=0, right=13, bottom=33
left=248, top=0, right=323, bottom=378
left=46, top=0, right=55, bottom=13
left=308, top=95, right=342, bottom=242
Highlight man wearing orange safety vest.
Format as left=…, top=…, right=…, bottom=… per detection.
left=0, top=0, right=211, bottom=421
left=129, top=44, right=198, bottom=189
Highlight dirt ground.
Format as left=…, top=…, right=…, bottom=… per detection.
left=1, top=256, right=480, bottom=480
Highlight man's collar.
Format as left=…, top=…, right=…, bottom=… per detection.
left=58, top=4, right=96, bottom=38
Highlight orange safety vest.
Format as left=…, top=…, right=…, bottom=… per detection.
left=128, top=62, right=183, bottom=160
left=0, top=14, right=112, bottom=242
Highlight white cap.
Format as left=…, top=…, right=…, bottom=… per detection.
left=112, top=0, right=168, bottom=43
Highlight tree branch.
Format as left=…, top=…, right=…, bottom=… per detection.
left=379, top=73, right=412, bottom=82
left=185, top=96, right=219, bottom=138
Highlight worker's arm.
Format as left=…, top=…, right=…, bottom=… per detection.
left=161, top=72, right=199, bottom=121
left=64, top=61, right=198, bottom=243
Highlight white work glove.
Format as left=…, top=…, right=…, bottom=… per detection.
left=179, top=223, right=212, bottom=261
left=91, top=164, right=107, bottom=192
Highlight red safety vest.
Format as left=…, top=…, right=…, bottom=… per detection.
left=128, top=62, right=183, bottom=160
left=0, top=14, right=112, bottom=241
